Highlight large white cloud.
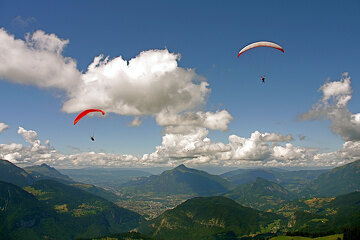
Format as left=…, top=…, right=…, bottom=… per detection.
left=141, top=130, right=312, bottom=167
left=62, top=50, right=210, bottom=117
left=0, top=29, right=80, bottom=91
left=0, top=29, right=218, bottom=129
left=228, top=132, right=272, bottom=161
left=141, top=127, right=231, bottom=165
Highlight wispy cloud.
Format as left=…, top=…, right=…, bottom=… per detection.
left=298, top=134, right=306, bottom=141
left=128, top=117, right=142, bottom=127
left=12, top=16, right=36, bottom=28
left=0, top=123, right=9, bottom=134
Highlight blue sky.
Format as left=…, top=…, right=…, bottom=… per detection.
left=0, top=0, right=360, bottom=168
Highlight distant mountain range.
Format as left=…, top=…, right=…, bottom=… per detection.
left=2, top=158, right=360, bottom=239
left=59, top=168, right=152, bottom=188
left=221, top=168, right=328, bottom=192
left=221, top=160, right=360, bottom=198
left=122, top=164, right=233, bottom=196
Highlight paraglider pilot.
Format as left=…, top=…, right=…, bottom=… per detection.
left=261, top=76, right=265, bottom=83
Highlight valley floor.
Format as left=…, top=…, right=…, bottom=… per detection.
left=270, top=234, right=343, bottom=240
left=115, top=193, right=191, bottom=219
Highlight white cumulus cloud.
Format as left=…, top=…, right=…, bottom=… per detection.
left=0, top=29, right=80, bottom=91
left=141, top=127, right=231, bottom=166
left=0, top=29, right=215, bottom=126
left=62, top=49, right=210, bottom=117
left=0, top=125, right=356, bottom=168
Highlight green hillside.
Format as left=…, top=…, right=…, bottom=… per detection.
left=24, top=179, right=145, bottom=239
left=0, top=159, right=34, bottom=187
left=24, top=163, right=73, bottom=183
left=0, top=180, right=147, bottom=239
left=69, top=182, right=119, bottom=202
left=302, top=160, right=360, bottom=197
left=0, top=181, right=71, bottom=239
left=224, top=177, right=297, bottom=211
left=122, top=164, right=232, bottom=196
left=277, top=191, right=360, bottom=234
left=24, top=163, right=119, bottom=202
left=140, top=196, right=285, bottom=240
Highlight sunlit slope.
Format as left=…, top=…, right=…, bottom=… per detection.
left=281, top=191, right=360, bottom=233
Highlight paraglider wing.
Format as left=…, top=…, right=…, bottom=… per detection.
left=73, top=109, right=105, bottom=125
left=237, top=41, right=284, bottom=57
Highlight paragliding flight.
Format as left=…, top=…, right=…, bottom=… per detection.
left=237, top=41, right=284, bottom=83
left=73, top=109, right=105, bottom=125
left=73, top=109, right=105, bottom=141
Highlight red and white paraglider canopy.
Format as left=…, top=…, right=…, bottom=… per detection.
left=238, top=41, right=284, bottom=57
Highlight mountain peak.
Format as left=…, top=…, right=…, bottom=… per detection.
left=24, top=164, right=72, bottom=182
left=174, top=164, right=188, bottom=170
left=124, top=164, right=231, bottom=196
left=40, top=163, right=52, bottom=168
